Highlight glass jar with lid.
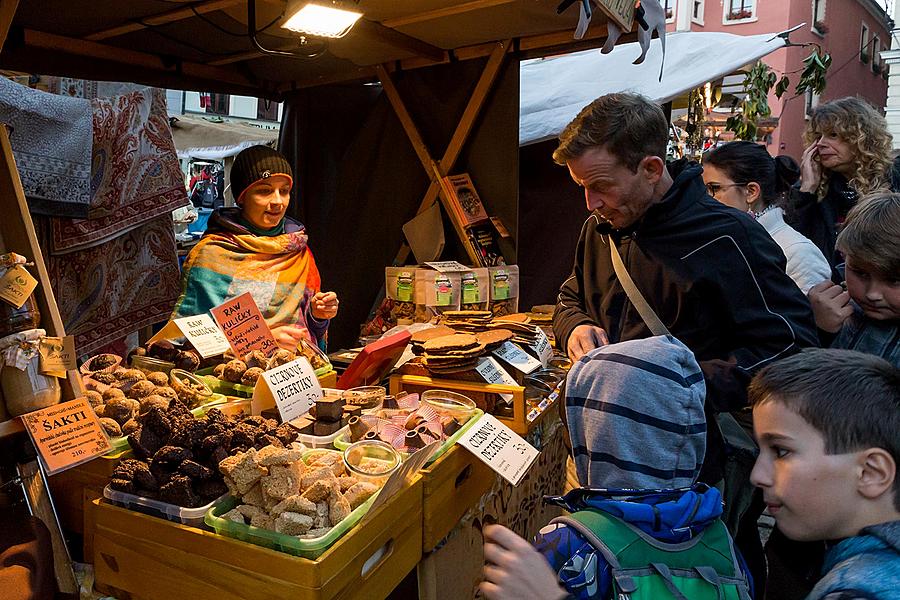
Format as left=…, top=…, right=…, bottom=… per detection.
left=0, top=329, right=61, bottom=417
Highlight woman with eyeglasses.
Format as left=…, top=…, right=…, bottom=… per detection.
left=703, top=141, right=831, bottom=294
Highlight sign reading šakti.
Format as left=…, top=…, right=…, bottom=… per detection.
left=21, top=398, right=111, bottom=475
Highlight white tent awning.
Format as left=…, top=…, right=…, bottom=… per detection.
left=519, top=31, right=787, bottom=146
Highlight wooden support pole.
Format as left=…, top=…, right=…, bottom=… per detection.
left=0, top=0, right=18, bottom=53
left=389, top=40, right=510, bottom=266
left=85, top=0, right=245, bottom=41
left=376, top=64, right=483, bottom=266
left=23, top=28, right=257, bottom=91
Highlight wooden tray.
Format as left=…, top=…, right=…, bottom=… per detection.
left=390, top=374, right=543, bottom=435
left=419, top=445, right=494, bottom=552
left=90, top=475, right=424, bottom=600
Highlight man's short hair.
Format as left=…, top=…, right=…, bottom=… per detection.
left=553, top=93, right=668, bottom=171
left=749, top=349, right=900, bottom=509
left=836, top=192, right=900, bottom=279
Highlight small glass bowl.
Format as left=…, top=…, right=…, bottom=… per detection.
left=169, top=368, right=213, bottom=407
left=342, top=440, right=401, bottom=485
left=342, top=386, right=386, bottom=412
left=130, top=355, right=175, bottom=375
left=548, top=356, right=573, bottom=371
left=422, top=390, right=477, bottom=421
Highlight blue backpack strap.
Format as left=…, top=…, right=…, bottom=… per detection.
left=694, top=566, right=726, bottom=600
left=648, top=563, right=691, bottom=600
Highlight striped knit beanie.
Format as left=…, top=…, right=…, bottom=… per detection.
left=566, top=335, right=707, bottom=489
left=231, top=145, right=293, bottom=205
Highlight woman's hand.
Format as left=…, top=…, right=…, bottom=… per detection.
left=799, top=140, right=822, bottom=193
left=310, top=291, right=339, bottom=320
left=480, top=524, right=568, bottom=600
left=808, top=280, right=853, bottom=333
left=271, top=324, right=311, bottom=351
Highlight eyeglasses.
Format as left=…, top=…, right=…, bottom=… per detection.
left=705, top=182, right=747, bottom=197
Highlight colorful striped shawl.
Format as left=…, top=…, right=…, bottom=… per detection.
left=172, top=211, right=325, bottom=346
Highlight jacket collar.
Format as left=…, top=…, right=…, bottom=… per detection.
left=823, top=520, right=900, bottom=573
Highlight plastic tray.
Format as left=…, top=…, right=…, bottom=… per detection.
left=103, top=485, right=226, bottom=527
left=204, top=484, right=379, bottom=559
left=332, top=409, right=483, bottom=466
left=197, top=366, right=336, bottom=398
left=296, top=424, right=349, bottom=449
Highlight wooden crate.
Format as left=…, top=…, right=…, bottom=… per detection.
left=390, top=374, right=540, bottom=434
left=90, top=476, right=424, bottom=600
left=420, top=445, right=495, bottom=552
left=48, top=449, right=124, bottom=538
left=0, top=126, right=83, bottom=438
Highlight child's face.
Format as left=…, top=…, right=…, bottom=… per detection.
left=751, top=399, right=862, bottom=542
left=845, top=255, right=900, bottom=322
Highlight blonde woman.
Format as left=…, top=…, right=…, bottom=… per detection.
left=787, top=97, right=894, bottom=268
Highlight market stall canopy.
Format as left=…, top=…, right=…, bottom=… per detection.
left=0, top=0, right=626, bottom=100
left=171, top=114, right=278, bottom=160
left=519, top=31, right=787, bottom=146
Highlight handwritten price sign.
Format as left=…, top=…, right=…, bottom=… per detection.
left=211, top=292, right=278, bottom=358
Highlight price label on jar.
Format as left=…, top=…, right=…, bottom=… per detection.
left=457, top=413, right=539, bottom=486
left=20, top=398, right=111, bottom=475
left=0, top=264, right=38, bottom=309
left=530, top=328, right=553, bottom=368
left=492, top=341, right=541, bottom=375
left=261, top=357, right=323, bottom=422
left=39, top=335, right=77, bottom=377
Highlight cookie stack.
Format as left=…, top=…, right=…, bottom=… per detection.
left=420, top=333, right=486, bottom=374
left=485, top=319, right=540, bottom=345
left=474, top=329, right=514, bottom=351
left=441, top=310, right=494, bottom=333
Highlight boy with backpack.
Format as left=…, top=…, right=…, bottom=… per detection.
left=748, top=348, right=900, bottom=599
left=480, top=335, right=753, bottom=600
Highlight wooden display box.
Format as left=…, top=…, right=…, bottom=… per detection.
left=0, top=126, right=83, bottom=438
left=49, top=450, right=124, bottom=538
left=390, top=374, right=539, bottom=435
left=90, top=476, right=424, bottom=600
left=419, top=445, right=494, bottom=552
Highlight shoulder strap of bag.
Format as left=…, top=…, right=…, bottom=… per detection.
left=608, top=235, right=670, bottom=337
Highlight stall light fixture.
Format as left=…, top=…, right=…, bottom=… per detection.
left=281, top=1, right=363, bottom=39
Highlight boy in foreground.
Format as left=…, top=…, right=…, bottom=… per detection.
left=749, top=349, right=900, bottom=599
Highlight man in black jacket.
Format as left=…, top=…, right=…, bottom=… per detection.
left=551, top=94, right=818, bottom=590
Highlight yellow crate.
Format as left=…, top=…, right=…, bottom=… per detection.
left=90, top=476, right=423, bottom=600
left=419, top=445, right=495, bottom=552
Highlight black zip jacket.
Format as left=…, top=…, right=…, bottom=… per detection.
left=553, top=165, right=819, bottom=416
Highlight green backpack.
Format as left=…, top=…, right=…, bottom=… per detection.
left=553, top=510, right=752, bottom=600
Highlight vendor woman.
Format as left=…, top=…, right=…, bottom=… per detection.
left=172, top=145, right=338, bottom=351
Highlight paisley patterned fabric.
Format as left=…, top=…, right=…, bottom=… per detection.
left=50, top=87, right=188, bottom=253
left=0, top=77, right=92, bottom=217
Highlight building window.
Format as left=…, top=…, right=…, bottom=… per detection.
left=206, top=93, right=230, bottom=115
left=872, top=36, right=882, bottom=73
left=860, top=23, right=870, bottom=63
left=724, top=0, right=755, bottom=23
left=812, top=0, right=826, bottom=34
left=664, top=0, right=675, bottom=22
left=257, top=98, right=279, bottom=121
left=692, top=0, right=705, bottom=24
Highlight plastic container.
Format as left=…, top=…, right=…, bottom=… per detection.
left=421, top=390, right=477, bottom=422
left=342, top=440, right=401, bottom=486
left=169, top=368, right=214, bottom=408
left=103, top=485, right=226, bottom=527
left=296, top=424, right=349, bottom=449
left=205, top=490, right=379, bottom=559
left=130, top=355, right=175, bottom=375
left=342, top=386, right=386, bottom=412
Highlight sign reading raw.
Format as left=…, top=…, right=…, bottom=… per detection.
left=211, top=292, right=278, bottom=357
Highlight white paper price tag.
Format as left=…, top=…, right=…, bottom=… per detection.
left=475, top=357, right=516, bottom=402
left=173, top=314, right=231, bottom=358
left=262, top=358, right=323, bottom=422
left=530, top=328, right=553, bottom=368
left=457, top=413, right=539, bottom=486
left=492, top=341, right=541, bottom=374
left=423, top=260, right=470, bottom=273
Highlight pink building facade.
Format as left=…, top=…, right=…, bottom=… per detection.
left=663, top=0, right=890, bottom=160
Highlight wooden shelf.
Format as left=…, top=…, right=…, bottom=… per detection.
left=0, top=416, right=24, bottom=440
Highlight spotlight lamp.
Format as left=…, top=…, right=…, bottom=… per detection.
left=281, top=1, right=363, bottom=39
